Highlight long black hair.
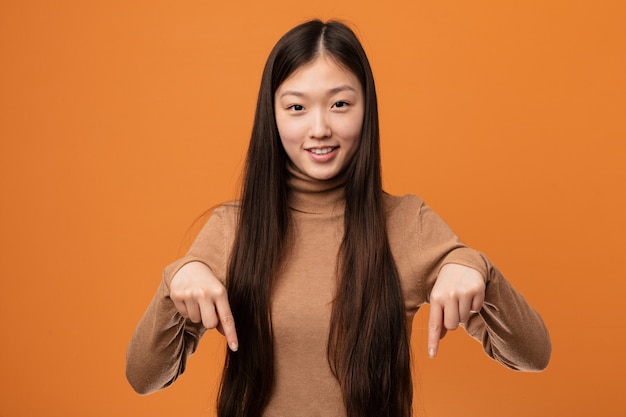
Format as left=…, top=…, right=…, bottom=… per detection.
left=218, top=20, right=412, bottom=417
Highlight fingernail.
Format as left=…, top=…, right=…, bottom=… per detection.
left=428, top=348, right=436, bottom=358
left=230, top=342, right=239, bottom=352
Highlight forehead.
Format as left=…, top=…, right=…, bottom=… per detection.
left=277, top=55, right=362, bottom=95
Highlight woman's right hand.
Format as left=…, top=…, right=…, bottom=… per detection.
left=169, top=261, right=239, bottom=352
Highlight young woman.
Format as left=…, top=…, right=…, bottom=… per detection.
left=126, top=19, right=551, bottom=417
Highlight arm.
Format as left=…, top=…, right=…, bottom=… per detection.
left=427, top=263, right=485, bottom=358
left=462, top=260, right=552, bottom=371
left=126, top=206, right=238, bottom=394
left=125, top=262, right=206, bottom=395
left=418, top=203, right=551, bottom=371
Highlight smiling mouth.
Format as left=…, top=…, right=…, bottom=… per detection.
left=308, top=147, right=337, bottom=155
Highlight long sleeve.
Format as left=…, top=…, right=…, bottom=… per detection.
left=125, top=273, right=205, bottom=394
left=417, top=201, right=552, bottom=371
left=125, top=205, right=237, bottom=394
left=462, top=258, right=552, bottom=371
left=387, top=194, right=551, bottom=372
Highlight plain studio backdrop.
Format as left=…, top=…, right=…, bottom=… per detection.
left=1, top=1, right=624, bottom=416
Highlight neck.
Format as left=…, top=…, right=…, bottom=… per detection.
left=286, top=162, right=346, bottom=214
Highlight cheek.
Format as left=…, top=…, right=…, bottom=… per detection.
left=335, top=112, right=364, bottom=144
left=276, top=115, right=303, bottom=146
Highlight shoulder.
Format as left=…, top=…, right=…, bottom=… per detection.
left=383, top=193, right=425, bottom=218
left=209, top=200, right=240, bottom=222
left=383, top=193, right=426, bottom=242
left=214, top=200, right=241, bottom=213
left=193, top=200, right=240, bottom=242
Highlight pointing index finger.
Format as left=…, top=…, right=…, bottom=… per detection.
left=428, top=303, right=443, bottom=358
left=215, top=297, right=238, bottom=352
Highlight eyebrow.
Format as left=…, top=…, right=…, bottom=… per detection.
left=278, top=85, right=358, bottom=99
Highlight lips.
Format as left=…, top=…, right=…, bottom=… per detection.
left=307, top=146, right=337, bottom=155
left=306, top=146, right=339, bottom=162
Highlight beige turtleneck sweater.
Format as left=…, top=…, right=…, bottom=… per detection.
left=126, top=168, right=551, bottom=416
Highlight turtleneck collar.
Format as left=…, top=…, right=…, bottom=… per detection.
left=286, top=162, right=346, bottom=215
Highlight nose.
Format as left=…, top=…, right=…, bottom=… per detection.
left=308, top=109, right=331, bottom=139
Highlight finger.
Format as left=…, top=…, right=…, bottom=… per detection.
left=458, top=294, right=473, bottom=324
left=184, top=297, right=202, bottom=324
left=215, top=297, right=238, bottom=352
left=171, top=296, right=189, bottom=319
left=471, top=290, right=485, bottom=313
left=199, top=299, right=219, bottom=330
left=170, top=286, right=192, bottom=319
left=427, top=304, right=443, bottom=358
left=443, top=301, right=460, bottom=330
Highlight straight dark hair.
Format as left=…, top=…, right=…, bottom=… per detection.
left=218, top=20, right=412, bottom=417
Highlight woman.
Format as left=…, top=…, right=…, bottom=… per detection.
left=126, top=19, right=551, bottom=417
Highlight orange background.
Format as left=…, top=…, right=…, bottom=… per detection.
left=1, top=1, right=624, bottom=416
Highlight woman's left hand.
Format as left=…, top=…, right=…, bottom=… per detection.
left=427, top=263, right=485, bottom=358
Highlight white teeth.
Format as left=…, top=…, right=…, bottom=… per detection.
left=310, top=147, right=334, bottom=155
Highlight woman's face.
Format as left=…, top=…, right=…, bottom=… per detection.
left=274, top=55, right=364, bottom=181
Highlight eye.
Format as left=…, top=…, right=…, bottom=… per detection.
left=332, top=101, right=349, bottom=109
left=288, top=104, right=304, bottom=111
